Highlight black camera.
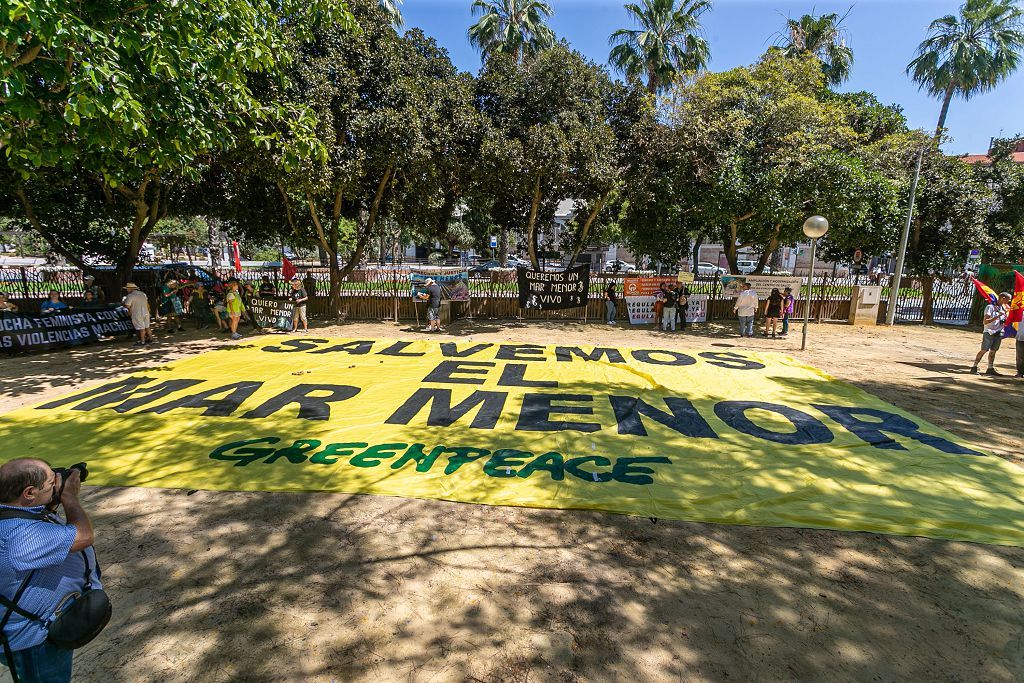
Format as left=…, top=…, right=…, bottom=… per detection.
left=50, top=462, right=89, bottom=507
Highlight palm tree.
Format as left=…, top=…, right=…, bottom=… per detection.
left=468, top=0, right=556, bottom=63
left=908, top=0, right=1024, bottom=139
left=608, top=0, right=711, bottom=94
left=379, top=0, right=403, bottom=28
left=779, top=12, right=854, bottom=86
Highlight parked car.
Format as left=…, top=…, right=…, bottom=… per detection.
left=696, top=262, right=726, bottom=276
left=735, top=259, right=760, bottom=274
left=603, top=259, right=636, bottom=273
left=468, top=257, right=529, bottom=275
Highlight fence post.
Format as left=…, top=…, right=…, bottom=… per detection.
left=19, top=267, right=29, bottom=300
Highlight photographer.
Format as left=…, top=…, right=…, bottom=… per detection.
left=0, top=459, right=100, bottom=683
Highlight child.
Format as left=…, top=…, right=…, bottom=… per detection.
left=225, top=278, right=246, bottom=340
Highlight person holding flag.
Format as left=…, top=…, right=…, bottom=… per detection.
left=970, top=285, right=1010, bottom=375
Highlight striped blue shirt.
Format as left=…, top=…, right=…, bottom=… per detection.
left=0, top=505, right=100, bottom=651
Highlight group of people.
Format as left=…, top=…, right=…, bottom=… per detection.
left=653, top=282, right=691, bottom=331
left=122, top=273, right=311, bottom=345
left=972, top=291, right=1024, bottom=378
left=733, top=283, right=795, bottom=338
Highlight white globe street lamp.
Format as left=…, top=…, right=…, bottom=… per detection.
left=801, top=216, right=829, bottom=351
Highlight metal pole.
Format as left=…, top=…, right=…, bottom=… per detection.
left=887, top=147, right=925, bottom=325
left=801, top=238, right=817, bottom=351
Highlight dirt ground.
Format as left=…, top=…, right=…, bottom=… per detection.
left=1, top=318, right=1022, bottom=683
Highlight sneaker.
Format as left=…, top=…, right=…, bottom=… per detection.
left=969, top=366, right=978, bottom=374
left=231, top=333, right=242, bottom=340
left=985, top=368, right=999, bottom=376
left=133, top=340, right=144, bottom=346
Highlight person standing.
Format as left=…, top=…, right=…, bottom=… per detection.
left=764, top=288, right=783, bottom=338
left=189, top=283, right=212, bottom=330
left=604, top=282, right=618, bottom=325
left=225, top=278, right=246, bottom=340
left=122, top=282, right=153, bottom=345
left=1015, top=318, right=1024, bottom=379
left=972, top=292, right=1010, bottom=375
left=781, top=287, right=795, bottom=337
left=733, top=282, right=758, bottom=338
left=158, top=277, right=182, bottom=334
left=677, top=285, right=690, bottom=331
left=82, top=275, right=105, bottom=304
left=654, top=284, right=666, bottom=330
left=258, top=275, right=276, bottom=297
left=0, top=459, right=99, bottom=683
left=661, top=284, right=678, bottom=331
left=289, top=276, right=309, bottom=333
left=417, top=278, right=443, bottom=332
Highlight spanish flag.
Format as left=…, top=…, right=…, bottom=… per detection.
left=1004, top=270, right=1024, bottom=337
left=971, top=277, right=999, bottom=305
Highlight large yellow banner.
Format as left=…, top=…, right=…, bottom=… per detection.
left=3, top=337, right=1022, bottom=547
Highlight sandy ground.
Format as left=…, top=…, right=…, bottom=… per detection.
left=1, top=319, right=1022, bottom=682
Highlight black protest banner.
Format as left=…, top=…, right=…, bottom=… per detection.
left=0, top=306, right=133, bottom=351
left=247, top=297, right=295, bottom=331
left=517, top=265, right=590, bottom=310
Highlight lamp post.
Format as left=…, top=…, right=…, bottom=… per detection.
left=801, top=216, right=829, bottom=351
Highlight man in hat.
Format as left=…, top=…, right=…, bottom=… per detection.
left=82, top=275, right=105, bottom=304
left=289, top=276, right=309, bottom=333
left=122, top=282, right=152, bottom=345
left=972, top=291, right=1011, bottom=375
left=417, top=277, right=443, bottom=332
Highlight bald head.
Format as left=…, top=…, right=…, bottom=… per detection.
left=0, top=458, right=50, bottom=504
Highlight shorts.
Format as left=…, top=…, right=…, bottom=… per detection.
left=131, top=312, right=151, bottom=331
left=428, top=306, right=440, bottom=322
left=293, top=304, right=307, bottom=322
left=159, top=299, right=181, bottom=315
left=981, top=331, right=1003, bottom=351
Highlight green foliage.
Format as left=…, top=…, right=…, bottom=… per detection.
left=978, top=137, right=1024, bottom=262
left=0, top=0, right=353, bottom=280
left=608, top=0, right=711, bottom=94
left=468, top=0, right=555, bottom=63
left=777, top=11, right=854, bottom=86
left=907, top=0, right=1024, bottom=136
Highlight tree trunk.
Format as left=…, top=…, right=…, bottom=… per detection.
left=206, top=216, right=222, bottom=268
left=526, top=174, right=542, bottom=269
left=691, top=234, right=703, bottom=272
left=921, top=274, right=935, bottom=324
left=498, top=227, right=508, bottom=266
left=567, top=193, right=608, bottom=266
left=724, top=224, right=739, bottom=274
left=934, top=84, right=955, bottom=140
left=753, top=226, right=780, bottom=274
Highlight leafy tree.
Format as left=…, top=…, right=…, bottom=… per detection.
left=907, top=0, right=1024, bottom=139
left=977, top=136, right=1024, bottom=262
left=621, top=53, right=901, bottom=274
left=777, top=11, right=854, bottom=86
left=468, top=0, right=555, bottom=63
left=379, top=0, right=403, bottom=27
left=239, top=2, right=473, bottom=314
left=0, top=0, right=352, bottom=285
left=474, top=45, right=620, bottom=269
left=608, top=0, right=711, bottom=94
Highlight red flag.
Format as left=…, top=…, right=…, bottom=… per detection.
left=282, top=255, right=297, bottom=281
left=1004, top=270, right=1024, bottom=336
left=232, top=241, right=242, bottom=275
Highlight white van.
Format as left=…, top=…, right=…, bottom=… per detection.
left=736, top=260, right=759, bottom=274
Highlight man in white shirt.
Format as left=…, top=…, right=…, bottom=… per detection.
left=123, top=282, right=153, bottom=346
left=971, top=292, right=1010, bottom=375
left=733, top=282, right=759, bottom=338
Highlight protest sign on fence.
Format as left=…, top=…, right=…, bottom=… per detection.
left=623, top=277, right=705, bottom=324
left=247, top=297, right=295, bottom=331
left=410, top=269, right=470, bottom=302
left=5, top=336, right=1023, bottom=547
left=721, top=275, right=804, bottom=298
left=517, top=265, right=589, bottom=310
left=0, top=307, right=133, bottom=351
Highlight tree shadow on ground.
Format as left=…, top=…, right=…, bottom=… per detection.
left=58, top=486, right=1024, bottom=683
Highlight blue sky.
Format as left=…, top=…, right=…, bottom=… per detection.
left=403, top=0, right=1024, bottom=155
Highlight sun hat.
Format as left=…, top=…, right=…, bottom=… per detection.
left=124, top=282, right=139, bottom=290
